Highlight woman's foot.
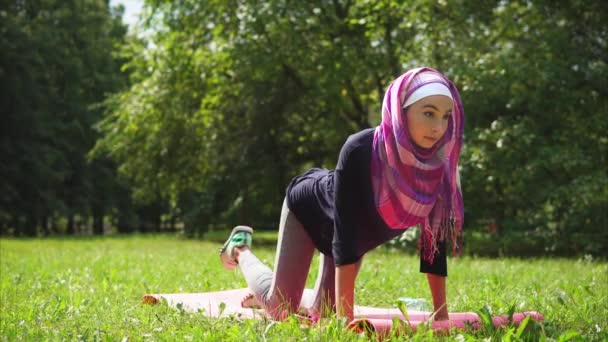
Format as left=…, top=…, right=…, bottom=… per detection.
left=240, top=292, right=261, bottom=309
left=219, top=225, right=254, bottom=269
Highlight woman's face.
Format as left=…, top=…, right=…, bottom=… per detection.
left=405, top=95, right=453, bottom=149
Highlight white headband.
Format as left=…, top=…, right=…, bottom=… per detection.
left=403, top=82, right=453, bottom=108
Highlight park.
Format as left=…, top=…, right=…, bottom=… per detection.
left=1, top=0, right=606, bottom=340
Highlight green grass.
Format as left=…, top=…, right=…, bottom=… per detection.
left=1, top=235, right=606, bottom=341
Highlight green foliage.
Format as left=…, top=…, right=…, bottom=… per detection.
left=0, top=0, right=135, bottom=235
left=91, top=0, right=607, bottom=255
left=452, top=1, right=608, bottom=256
left=1, top=236, right=606, bottom=340
left=2, top=0, right=606, bottom=256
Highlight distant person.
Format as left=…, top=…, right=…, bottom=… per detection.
left=219, top=67, right=464, bottom=323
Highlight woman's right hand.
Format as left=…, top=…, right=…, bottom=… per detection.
left=335, top=263, right=357, bottom=322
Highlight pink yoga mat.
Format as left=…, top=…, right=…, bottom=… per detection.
left=142, top=288, right=543, bottom=335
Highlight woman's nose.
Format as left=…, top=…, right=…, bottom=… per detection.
left=431, top=120, right=442, bottom=132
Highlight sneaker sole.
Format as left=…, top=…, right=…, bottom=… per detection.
left=219, top=225, right=254, bottom=270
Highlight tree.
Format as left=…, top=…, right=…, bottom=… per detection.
left=94, top=0, right=607, bottom=255
left=0, top=0, right=130, bottom=236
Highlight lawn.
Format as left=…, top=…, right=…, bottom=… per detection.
left=1, top=235, right=606, bottom=341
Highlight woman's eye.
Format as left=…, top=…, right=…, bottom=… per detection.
left=443, top=114, right=452, bottom=120
left=423, top=111, right=434, bottom=118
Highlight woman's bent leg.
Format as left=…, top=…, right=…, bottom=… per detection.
left=236, top=199, right=315, bottom=319
left=309, top=255, right=364, bottom=317
left=309, top=253, right=335, bottom=316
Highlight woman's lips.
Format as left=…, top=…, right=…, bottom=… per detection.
left=424, top=136, right=437, bottom=142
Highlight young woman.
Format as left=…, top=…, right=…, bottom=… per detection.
left=219, top=67, right=464, bottom=322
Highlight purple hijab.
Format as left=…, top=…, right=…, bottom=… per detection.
left=371, top=67, right=464, bottom=263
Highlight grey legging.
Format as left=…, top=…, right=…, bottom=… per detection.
left=237, top=199, right=362, bottom=319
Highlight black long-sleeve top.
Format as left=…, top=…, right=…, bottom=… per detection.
left=286, top=128, right=447, bottom=276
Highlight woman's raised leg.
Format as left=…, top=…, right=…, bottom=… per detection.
left=231, top=199, right=315, bottom=319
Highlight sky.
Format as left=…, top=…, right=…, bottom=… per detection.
left=109, top=0, right=143, bottom=27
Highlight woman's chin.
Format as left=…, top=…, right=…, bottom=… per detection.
left=414, top=141, right=435, bottom=149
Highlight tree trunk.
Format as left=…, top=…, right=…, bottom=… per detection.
left=93, top=214, right=104, bottom=235
left=92, top=205, right=104, bottom=235
left=169, top=214, right=176, bottom=232
left=154, top=210, right=161, bottom=232
left=24, top=213, right=37, bottom=237
left=117, top=213, right=134, bottom=233
left=40, top=215, right=49, bottom=236
left=67, top=214, right=76, bottom=235
left=50, top=216, right=57, bottom=235
left=240, top=188, right=249, bottom=226
left=12, top=216, right=22, bottom=236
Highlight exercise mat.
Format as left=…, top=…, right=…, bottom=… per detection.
left=142, top=288, right=543, bottom=335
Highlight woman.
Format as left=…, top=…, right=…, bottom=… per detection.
left=219, top=67, right=464, bottom=322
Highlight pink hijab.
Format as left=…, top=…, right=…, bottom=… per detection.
left=371, top=67, right=464, bottom=263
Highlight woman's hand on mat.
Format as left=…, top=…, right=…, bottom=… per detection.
left=336, top=263, right=357, bottom=322
left=433, top=311, right=450, bottom=321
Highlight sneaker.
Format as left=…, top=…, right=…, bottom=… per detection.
left=219, top=225, right=253, bottom=269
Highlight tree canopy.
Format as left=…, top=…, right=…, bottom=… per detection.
left=2, top=0, right=607, bottom=256
left=1, top=0, right=143, bottom=235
